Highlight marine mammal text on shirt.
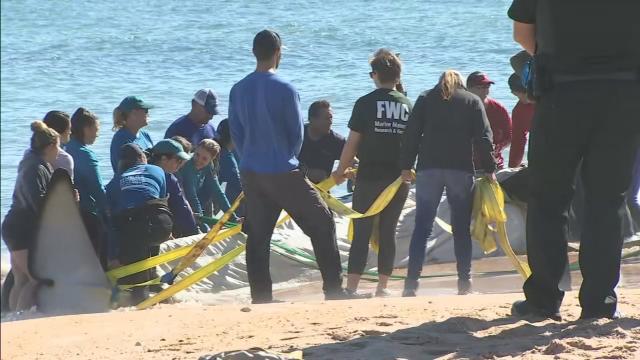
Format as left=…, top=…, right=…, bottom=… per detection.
left=348, top=88, right=413, bottom=181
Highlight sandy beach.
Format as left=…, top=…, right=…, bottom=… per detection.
left=2, top=256, right=639, bottom=360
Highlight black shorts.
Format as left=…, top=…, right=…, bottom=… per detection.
left=1, top=213, right=34, bottom=252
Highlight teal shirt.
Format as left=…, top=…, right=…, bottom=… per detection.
left=110, top=128, right=154, bottom=173
left=66, top=138, right=106, bottom=215
left=176, top=159, right=233, bottom=216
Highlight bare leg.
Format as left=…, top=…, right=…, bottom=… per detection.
left=377, top=274, right=390, bottom=292
left=346, top=273, right=361, bottom=292
left=8, top=250, right=31, bottom=311
left=16, top=280, right=37, bottom=311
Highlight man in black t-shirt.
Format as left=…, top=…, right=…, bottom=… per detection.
left=298, top=100, right=346, bottom=184
left=508, top=0, right=640, bottom=321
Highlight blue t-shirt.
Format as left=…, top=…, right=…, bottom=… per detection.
left=66, top=138, right=107, bottom=215
left=164, top=114, right=216, bottom=147
left=110, top=128, right=154, bottom=173
left=228, top=72, right=304, bottom=174
left=106, top=164, right=166, bottom=213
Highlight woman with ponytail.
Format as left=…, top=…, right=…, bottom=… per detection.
left=109, top=96, right=154, bottom=173
left=399, top=70, right=496, bottom=297
left=1, top=121, right=59, bottom=311
left=332, top=49, right=411, bottom=298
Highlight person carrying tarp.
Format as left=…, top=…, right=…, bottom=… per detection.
left=228, top=30, right=355, bottom=303
left=332, top=49, right=411, bottom=298
left=399, top=70, right=497, bottom=297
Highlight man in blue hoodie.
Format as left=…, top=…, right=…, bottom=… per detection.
left=228, top=30, right=356, bottom=303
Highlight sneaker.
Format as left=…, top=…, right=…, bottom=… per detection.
left=375, top=288, right=392, bottom=298
left=325, top=288, right=372, bottom=300
left=457, top=279, right=472, bottom=295
left=511, top=300, right=562, bottom=321
left=401, top=288, right=416, bottom=297
left=579, top=309, right=622, bottom=320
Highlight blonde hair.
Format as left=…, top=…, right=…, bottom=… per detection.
left=198, top=139, right=221, bottom=159
left=439, top=70, right=465, bottom=100
left=112, top=106, right=129, bottom=131
left=370, top=48, right=402, bottom=84
left=30, top=120, right=59, bottom=154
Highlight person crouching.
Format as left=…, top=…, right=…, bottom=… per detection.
left=106, top=144, right=172, bottom=303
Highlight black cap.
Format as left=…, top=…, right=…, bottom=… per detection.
left=253, top=30, right=281, bottom=61
left=508, top=73, right=526, bottom=93
left=119, top=143, right=146, bottom=172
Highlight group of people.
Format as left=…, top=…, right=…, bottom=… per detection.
left=3, top=0, right=639, bottom=323
left=2, top=89, right=249, bottom=308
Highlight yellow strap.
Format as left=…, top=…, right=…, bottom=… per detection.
left=106, top=224, right=243, bottom=283
left=136, top=244, right=247, bottom=310
left=471, top=177, right=530, bottom=279
left=170, top=193, right=245, bottom=277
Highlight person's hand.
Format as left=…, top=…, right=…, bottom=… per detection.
left=73, top=189, right=80, bottom=203
left=401, top=169, right=415, bottom=183
left=331, top=168, right=347, bottom=185
left=344, top=168, right=357, bottom=180
left=108, top=259, right=121, bottom=270
left=488, top=172, right=497, bottom=181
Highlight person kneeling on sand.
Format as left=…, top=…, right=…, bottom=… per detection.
left=399, top=70, right=496, bottom=297
left=176, top=139, right=239, bottom=231
left=106, top=144, right=173, bottom=303
left=228, top=29, right=359, bottom=303
left=333, top=49, right=411, bottom=298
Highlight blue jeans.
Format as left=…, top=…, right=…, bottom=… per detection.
left=405, top=169, right=474, bottom=290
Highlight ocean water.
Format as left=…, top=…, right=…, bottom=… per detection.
left=1, top=0, right=520, bottom=257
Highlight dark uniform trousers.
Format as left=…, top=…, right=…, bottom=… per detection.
left=241, top=169, right=343, bottom=302
left=524, top=79, right=640, bottom=316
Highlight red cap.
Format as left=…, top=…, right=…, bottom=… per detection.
left=467, top=71, right=495, bottom=87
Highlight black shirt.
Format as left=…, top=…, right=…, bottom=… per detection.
left=348, top=88, right=412, bottom=182
left=399, top=87, right=496, bottom=174
left=508, top=0, right=640, bottom=74
left=298, top=124, right=345, bottom=180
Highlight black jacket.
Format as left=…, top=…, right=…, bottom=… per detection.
left=399, top=87, right=496, bottom=173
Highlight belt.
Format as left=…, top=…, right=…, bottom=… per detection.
left=552, top=71, right=638, bottom=83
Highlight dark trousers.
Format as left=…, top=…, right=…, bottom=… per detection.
left=405, top=169, right=475, bottom=290
left=524, top=80, right=640, bottom=316
left=348, top=178, right=409, bottom=276
left=115, top=208, right=173, bottom=285
left=241, top=169, right=343, bottom=302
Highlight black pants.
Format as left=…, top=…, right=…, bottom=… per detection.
left=348, top=178, right=409, bottom=276
left=524, top=80, right=640, bottom=316
left=115, top=207, right=173, bottom=286
left=241, top=169, right=343, bottom=302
